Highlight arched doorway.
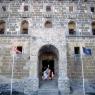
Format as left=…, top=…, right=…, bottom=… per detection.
left=38, top=45, right=59, bottom=88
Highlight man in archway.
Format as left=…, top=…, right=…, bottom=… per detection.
left=48, top=69, right=54, bottom=80
left=42, top=65, right=54, bottom=80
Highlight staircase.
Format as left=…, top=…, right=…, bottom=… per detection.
left=38, top=89, right=59, bottom=95
left=38, top=79, right=59, bottom=95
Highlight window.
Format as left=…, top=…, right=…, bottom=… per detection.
left=92, top=21, right=95, bottom=35
left=24, top=5, right=28, bottom=11
left=69, top=29, right=75, bottom=35
left=16, top=46, right=22, bottom=54
left=0, top=20, right=5, bottom=34
left=68, top=21, right=76, bottom=35
left=21, top=20, right=29, bottom=34
left=2, top=6, right=6, bottom=11
left=69, top=6, right=73, bottom=12
left=46, top=6, right=51, bottom=12
left=45, top=21, right=52, bottom=28
left=91, top=7, right=94, bottom=12
left=74, top=47, right=80, bottom=54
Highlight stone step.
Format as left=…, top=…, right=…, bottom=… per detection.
left=38, top=89, right=59, bottom=95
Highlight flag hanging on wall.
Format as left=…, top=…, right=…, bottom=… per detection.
left=83, top=47, right=92, bottom=55
left=12, top=46, right=22, bottom=54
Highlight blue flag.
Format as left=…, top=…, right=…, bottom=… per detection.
left=83, top=47, right=92, bottom=55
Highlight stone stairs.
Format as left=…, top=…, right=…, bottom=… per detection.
left=38, top=89, right=59, bottom=95
left=38, top=79, right=59, bottom=95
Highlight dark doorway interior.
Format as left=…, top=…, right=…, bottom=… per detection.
left=42, top=60, right=54, bottom=76
left=38, top=45, right=59, bottom=88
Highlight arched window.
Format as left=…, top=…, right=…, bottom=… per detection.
left=92, top=21, right=95, bottom=35
left=46, top=6, right=51, bottom=12
left=68, top=21, right=76, bottom=35
left=21, top=20, right=29, bottom=34
left=0, top=20, right=5, bottom=34
left=24, top=5, right=28, bottom=11
left=45, top=21, right=52, bottom=28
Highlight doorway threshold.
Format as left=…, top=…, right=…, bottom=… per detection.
left=39, top=79, right=58, bottom=89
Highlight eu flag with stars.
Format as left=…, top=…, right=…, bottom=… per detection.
left=83, top=47, right=92, bottom=55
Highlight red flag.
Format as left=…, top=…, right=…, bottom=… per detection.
left=12, top=47, right=22, bottom=54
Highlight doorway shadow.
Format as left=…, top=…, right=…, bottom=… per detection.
left=39, top=78, right=58, bottom=89
left=38, top=45, right=59, bottom=89
left=40, top=59, right=58, bottom=89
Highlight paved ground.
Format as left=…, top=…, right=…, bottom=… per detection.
left=0, top=79, right=95, bottom=95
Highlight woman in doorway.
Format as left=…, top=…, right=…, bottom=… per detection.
left=48, top=68, right=54, bottom=80
left=42, top=65, right=54, bottom=80
left=42, top=67, right=49, bottom=80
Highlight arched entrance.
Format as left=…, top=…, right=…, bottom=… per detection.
left=38, top=45, right=59, bottom=88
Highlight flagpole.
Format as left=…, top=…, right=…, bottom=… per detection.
left=80, top=49, right=85, bottom=95
left=10, top=52, right=15, bottom=95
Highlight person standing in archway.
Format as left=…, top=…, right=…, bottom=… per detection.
left=42, top=66, right=49, bottom=80
left=48, top=68, right=54, bottom=80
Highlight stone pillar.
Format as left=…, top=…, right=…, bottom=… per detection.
left=24, top=40, right=39, bottom=95
left=58, top=43, right=70, bottom=95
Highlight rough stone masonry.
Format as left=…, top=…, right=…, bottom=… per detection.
left=0, top=0, right=95, bottom=95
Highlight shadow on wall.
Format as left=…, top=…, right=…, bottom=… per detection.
left=86, top=93, right=95, bottom=95
left=69, top=80, right=95, bottom=95
left=0, top=84, right=26, bottom=95
left=0, top=90, right=26, bottom=95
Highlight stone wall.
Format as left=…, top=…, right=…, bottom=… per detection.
left=0, top=0, right=95, bottom=95
left=67, top=38, right=95, bottom=93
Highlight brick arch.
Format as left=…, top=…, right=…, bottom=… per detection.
left=38, top=44, right=59, bottom=59
left=44, top=20, right=52, bottom=28
left=0, top=20, right=6, bottom=34
left=21, top=20, right=29, bottom=34
left=68, top=21, right=76, bottom=35
left=38, top=44, right=59, bottom=88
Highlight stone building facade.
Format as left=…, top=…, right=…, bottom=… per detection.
left=0, top=0, right=95, bottom=95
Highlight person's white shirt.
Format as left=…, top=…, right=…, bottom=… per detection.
left=42, top=68, right=49, bottom=80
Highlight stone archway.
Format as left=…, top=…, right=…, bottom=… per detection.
left=38, top=45, right=59, bottom=88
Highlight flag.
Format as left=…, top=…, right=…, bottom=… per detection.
left=83, top=47, right=92, bottom=55
left=12, top=47, right=22, bottom=54
left=15, top=47, right=22, bottom=54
